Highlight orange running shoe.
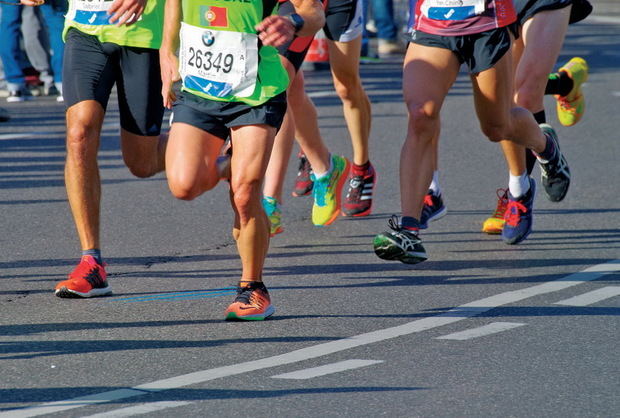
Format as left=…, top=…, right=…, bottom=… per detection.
left=225, top=281, right=274, bottom=321
left=482, top=188, right=509, bottom=235
left=55, top=255, right=111, bottom=298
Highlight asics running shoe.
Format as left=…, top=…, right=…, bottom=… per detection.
left=262, top=196, right=283, bottom=236
left=225, top=281, right=275, bottom=321
left=311, top=154, right=350, bottom=226
left=419, top=190, right=447, bottom=229
left=538, top=124, right=571, bottom=202
left=292, top=153, right=313, bottom=197
left=55, top=255, right=111, bottom=298
left=482, top=188, right=509, bottom=234
left=342, top=162, right=376, bottom=217
left=502, top=178, right=536, bottom=245
left=555, top=57, right=588, bottom=127
left=373, top=215, right=427, bottom=264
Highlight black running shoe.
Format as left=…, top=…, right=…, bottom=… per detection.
left=373, top=215, right=427, bottom=264
left=538, top=124, right=570, bottom=202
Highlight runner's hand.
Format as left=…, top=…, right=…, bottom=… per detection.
left=256, top=15, right=295, bottom=47
left=160, top=53, right=180, bottom=109
left=107, top=0, right=146, bottom=26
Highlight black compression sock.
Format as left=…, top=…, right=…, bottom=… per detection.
left=533, top=110, right=546, bottom=124
left=545, top=71, right=573, bottom=96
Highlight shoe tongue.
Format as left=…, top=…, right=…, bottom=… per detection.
left=80, top=255, right=97, bottom=265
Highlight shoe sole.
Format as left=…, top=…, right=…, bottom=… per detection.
left=373, top=235, right=427, bottom=265
left=54, top=286, right=112, bottom=298
left=502, top=228, right=532, bottom=245
left=291, top=187, right=312, bottom=197
left=225, top=305, right=275, bottom=321
left=314, top=158, right=351, bottom=227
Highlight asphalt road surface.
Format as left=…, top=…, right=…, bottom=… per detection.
left=1, top=18, right=619, bottom=418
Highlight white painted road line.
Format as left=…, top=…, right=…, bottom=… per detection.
left=82, top=401, right=192, bottom=418
left=554, top=286, right=620, bottom=307
left=436, top=322, right=526, bottom=341
left=3, top=260, right=618, bottom=418
left=271, top=359, right=383, bottom=380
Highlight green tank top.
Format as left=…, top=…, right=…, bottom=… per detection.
left=64, top=0, right=164, bottom=49
left=179, top=0, right=289, bottom=106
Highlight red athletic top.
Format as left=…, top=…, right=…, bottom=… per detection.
left=409, top=0, right=516, bottom=36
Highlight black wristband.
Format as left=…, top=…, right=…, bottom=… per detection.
left=287, top=13, right=305, bottom=33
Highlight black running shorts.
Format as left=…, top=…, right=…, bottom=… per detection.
left=277, top=0, right=363, bottom=71
left=62, top=28, right=165, bottom=137
left=407, top=25, right=516, bottom=75
left=515, top=0, right=573, bottom=26
left=171, top=92, right=287, bottom=141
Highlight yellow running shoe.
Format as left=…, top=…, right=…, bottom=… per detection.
left=311, top=154, right=350, bottom=226
left=262, top=196, right=283, bottom=236
left=555, top=57, right=588, bottom=127
left=482, top=188, right=509, bottom=235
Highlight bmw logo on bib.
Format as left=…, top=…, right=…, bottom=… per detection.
left=202, top=31, right=215, bottom=47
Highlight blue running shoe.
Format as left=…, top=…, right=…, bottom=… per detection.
left=419, top=190, right=447, bottom=229
left=502, top=178, right=536, bottom=245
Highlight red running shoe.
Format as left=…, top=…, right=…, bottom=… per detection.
left=291, top=153, right=313, bottom=197
left=54, top=256, right=111, bottom=298
left=342, top=162, right=376, bottom=217
left=225, top=281, right=274, bottom=321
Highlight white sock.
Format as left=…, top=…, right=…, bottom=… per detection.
left=429, top=171, right=441, bottom=195
left=508, top=172, right=530, bottom=198
left=312, top=154, right=332, bottom=179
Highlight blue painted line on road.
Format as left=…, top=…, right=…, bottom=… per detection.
left=108, top=288, right=237, bottom=303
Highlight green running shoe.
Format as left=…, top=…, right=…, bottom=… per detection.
left=262, top=196, right=283, bottom=236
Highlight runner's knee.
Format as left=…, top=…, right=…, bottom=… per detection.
left=231, top=179, right=262, bottom=225
left=407, top=102, right=439, bottom=139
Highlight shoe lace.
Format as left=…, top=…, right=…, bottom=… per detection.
left=557, top=95, right=578, bottom=113
left=346, top=175, right=363, bottom=201
left=423, top=193, right=434, bottom=207
left=297, top=155, right=310, bottom=176
left=387, top=214, right=401, bottom=231
left=503, top=200, right=528, bottom=227
left=71, top=261, right=104, bottom=286
left=313, top=172, right=335, bottom=206
left=492, top=189, right=509, bottom=219
left=234, top=283, right=266, bottom=307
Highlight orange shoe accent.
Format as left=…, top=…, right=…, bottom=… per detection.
left=482, top=188, right=509, bottom=235
left=54, top=256, right=111, bottom=298
left=225, top=282, right=275, bottom=321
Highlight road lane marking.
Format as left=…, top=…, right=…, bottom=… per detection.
left=554, top=286, right=620, bottom=307
left=271, top=359, right=383, bottom=380
left=435, top=322, right=526, bottom=341
left=3, top=259, right=618, bottom=418
left=82, top=401, right=192, bottom=418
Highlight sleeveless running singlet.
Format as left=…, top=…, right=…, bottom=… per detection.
left=179, top=0, right=289, bottom=106
left=64, top=0, right=164, bottom=48
left=410, top=0, right=516, bottom=36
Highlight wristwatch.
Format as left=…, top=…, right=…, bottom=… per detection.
left=287, top=13, right=305, bottom=33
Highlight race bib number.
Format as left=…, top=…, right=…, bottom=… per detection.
left=421, top=0, right=486, bottom=20
left=179, top=22, right=258, bottom=98
left=71, top=0, right=115, bottom=25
